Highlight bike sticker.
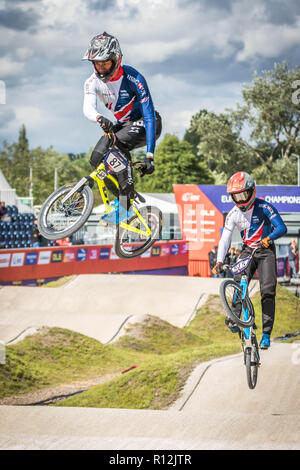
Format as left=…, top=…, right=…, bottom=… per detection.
left=97, top=169, right=107, bottom=180
left=231, top=256, right=251, bottom=274
left=105, top=151, right=127, bottom=173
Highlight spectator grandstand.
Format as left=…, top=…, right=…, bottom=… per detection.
left=0, top=205, right=36, bottom=249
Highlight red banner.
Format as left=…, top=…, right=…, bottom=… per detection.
left=173, top=184, right=224, bottom=276
left=0, top=240, right=189, bottom=283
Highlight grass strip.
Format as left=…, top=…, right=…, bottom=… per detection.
left=1, top=284, right=299, bottom=409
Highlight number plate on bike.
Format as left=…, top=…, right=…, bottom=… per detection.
left=105, top=150, right=128, bottom=174
left=231, top=256, right=251, bottom=275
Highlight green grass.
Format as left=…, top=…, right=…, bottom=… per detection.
left=1, top=284, right=299, bottom=409
left=0, top=327, right=141, bottom=399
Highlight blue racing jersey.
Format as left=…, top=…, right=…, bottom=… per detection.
left=217, top=198, right=287, bottom=262
left=83, top=65, right=157, bottom=155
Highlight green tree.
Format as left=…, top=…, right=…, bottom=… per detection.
left=185, top=62, right=300, bottom=184
left=183, top=109, right=208, bottom=157
left=0, top=125, right=92, bottom=205
left=133, top=134, right=214, bottom=193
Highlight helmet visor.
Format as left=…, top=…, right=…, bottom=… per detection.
left=231, top=189, right=251, bottom=203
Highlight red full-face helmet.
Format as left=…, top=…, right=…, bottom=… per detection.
left=227, top=171, right=256, bottom=212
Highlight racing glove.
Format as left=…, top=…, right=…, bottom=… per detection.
left=97, top=115, right=114, bottom=133
left=260, top=236, right=271, bottom=248
left=212, top=262, right=223, bottom=275
left=141, top=155, right=155, bottom=176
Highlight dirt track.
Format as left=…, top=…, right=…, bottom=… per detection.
left=0, top=274, right=298, bottom=450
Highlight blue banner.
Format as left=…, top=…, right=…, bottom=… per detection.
left=199, top=185, right=300, bottom=213
left=25, top=252, right=38, bottom=265
left=76, top=248, right=87, bottom=261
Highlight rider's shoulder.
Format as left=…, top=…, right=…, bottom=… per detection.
left=123, top=65, right=139, bottom=76
left=226, top=205, right=239, bottom=222
left=255, top=197, right=278, bottom=214
left=123, top=65, right=146, bottom=83
left=84, top=72, right=98, bottom=88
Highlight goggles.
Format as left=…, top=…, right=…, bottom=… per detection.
left=231, top=189, right=251, bottom=203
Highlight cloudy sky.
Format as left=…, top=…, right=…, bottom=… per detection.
left=0, top=0, right=299, bottom=154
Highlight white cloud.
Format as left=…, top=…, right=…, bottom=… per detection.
left=236, top=19, right=300, bottom=61
left=0, top=56, right=25, bottom=79
left=0, top=0, right=299, bottom=152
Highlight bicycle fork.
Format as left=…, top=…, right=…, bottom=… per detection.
left=239, top=276, right=261, bottom=367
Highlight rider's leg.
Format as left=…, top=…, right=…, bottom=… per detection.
left=227, top=246, right=257, bottom=333
left=90, top=134, right=110, bottom=169
left=115, top=111, right=162, bottom=151
left=255, top=246, right=277, bottom=341
left=114, top=112, right=162, bottom=209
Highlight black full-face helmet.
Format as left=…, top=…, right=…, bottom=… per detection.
left=82, top=32, right=123, bottom=82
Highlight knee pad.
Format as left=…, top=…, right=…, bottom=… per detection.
left=90, top=150, right=104, bottom=169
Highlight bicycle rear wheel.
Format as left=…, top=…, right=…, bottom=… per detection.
left=115, top=205, right=162, bottom=259
left=38, top=183, right=94, bottom=240
left=244, top=347, right=258, bottom=389
left=219, top=280, right=255, bottom=328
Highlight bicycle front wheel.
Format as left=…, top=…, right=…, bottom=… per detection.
left=115, top=205, right=162, bottom=259
left=244, top=347, right=258, bottom=389
left=38, top=183, right=94, bottom=240
left=219, top=279, right=255, bottom=328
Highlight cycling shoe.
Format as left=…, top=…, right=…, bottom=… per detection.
left=225, top=316, right=240, bottom=334
left=259, top=333, right=270, bottom=349
left=101, top=200, right=134, bottom=225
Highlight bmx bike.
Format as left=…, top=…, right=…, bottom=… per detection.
left=38, top=133, right=162, bottom=259
left=219, top=245, right=265, bottom=389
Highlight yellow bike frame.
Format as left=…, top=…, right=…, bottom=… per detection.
left=89, top=161, right=152, bottom=238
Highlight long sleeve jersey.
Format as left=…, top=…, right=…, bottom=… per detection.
left=217, top=198, right=287, bottom=263
left=83, top=65, right=157, bottom=155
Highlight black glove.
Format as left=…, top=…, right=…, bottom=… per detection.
left=141, top=156, right=154, bottom=177
left=97, top=116, right=114, bottom=133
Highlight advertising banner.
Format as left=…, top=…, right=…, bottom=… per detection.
left=173, top=184, right=224, bottom=260
left=198, top=185, right=300, bottom=214
left=0, top=241, right=188, bottom=283
left=11, top=252, right=25, bottom=267
left=38, top=250, right=51, bottom=265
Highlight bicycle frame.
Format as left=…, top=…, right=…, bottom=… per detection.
left=90, top=161, right=152, bottom=237
left=231, top=258, right=260, bottom=365
left=60, top=156, right=152, bottom=238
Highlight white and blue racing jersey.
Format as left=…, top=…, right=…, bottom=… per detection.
left=83, top=65, right=157, bottom=155
left=217, top=198, right=287, bottom=262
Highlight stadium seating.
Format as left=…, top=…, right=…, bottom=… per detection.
left=0, top=205, right=37, bottom=249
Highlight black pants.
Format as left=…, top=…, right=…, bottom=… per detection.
left=90, top=111, right=162, bottom=168
left=234, top=245, right=277, bottom=334
left=90, top=112, right=162, bottom=208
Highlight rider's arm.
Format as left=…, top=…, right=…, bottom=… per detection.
left=263, top=204, right=287, bottom=240
left=83, top=77, right=99, bottom=122
left=131, top=69, right=156, bottom=156
left=216, top=228, right=233, bottom=263
left=216, top=210, right=236, bottom=263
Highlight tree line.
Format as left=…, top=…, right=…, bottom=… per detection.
left=0, top=61, right=299, bottom=206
